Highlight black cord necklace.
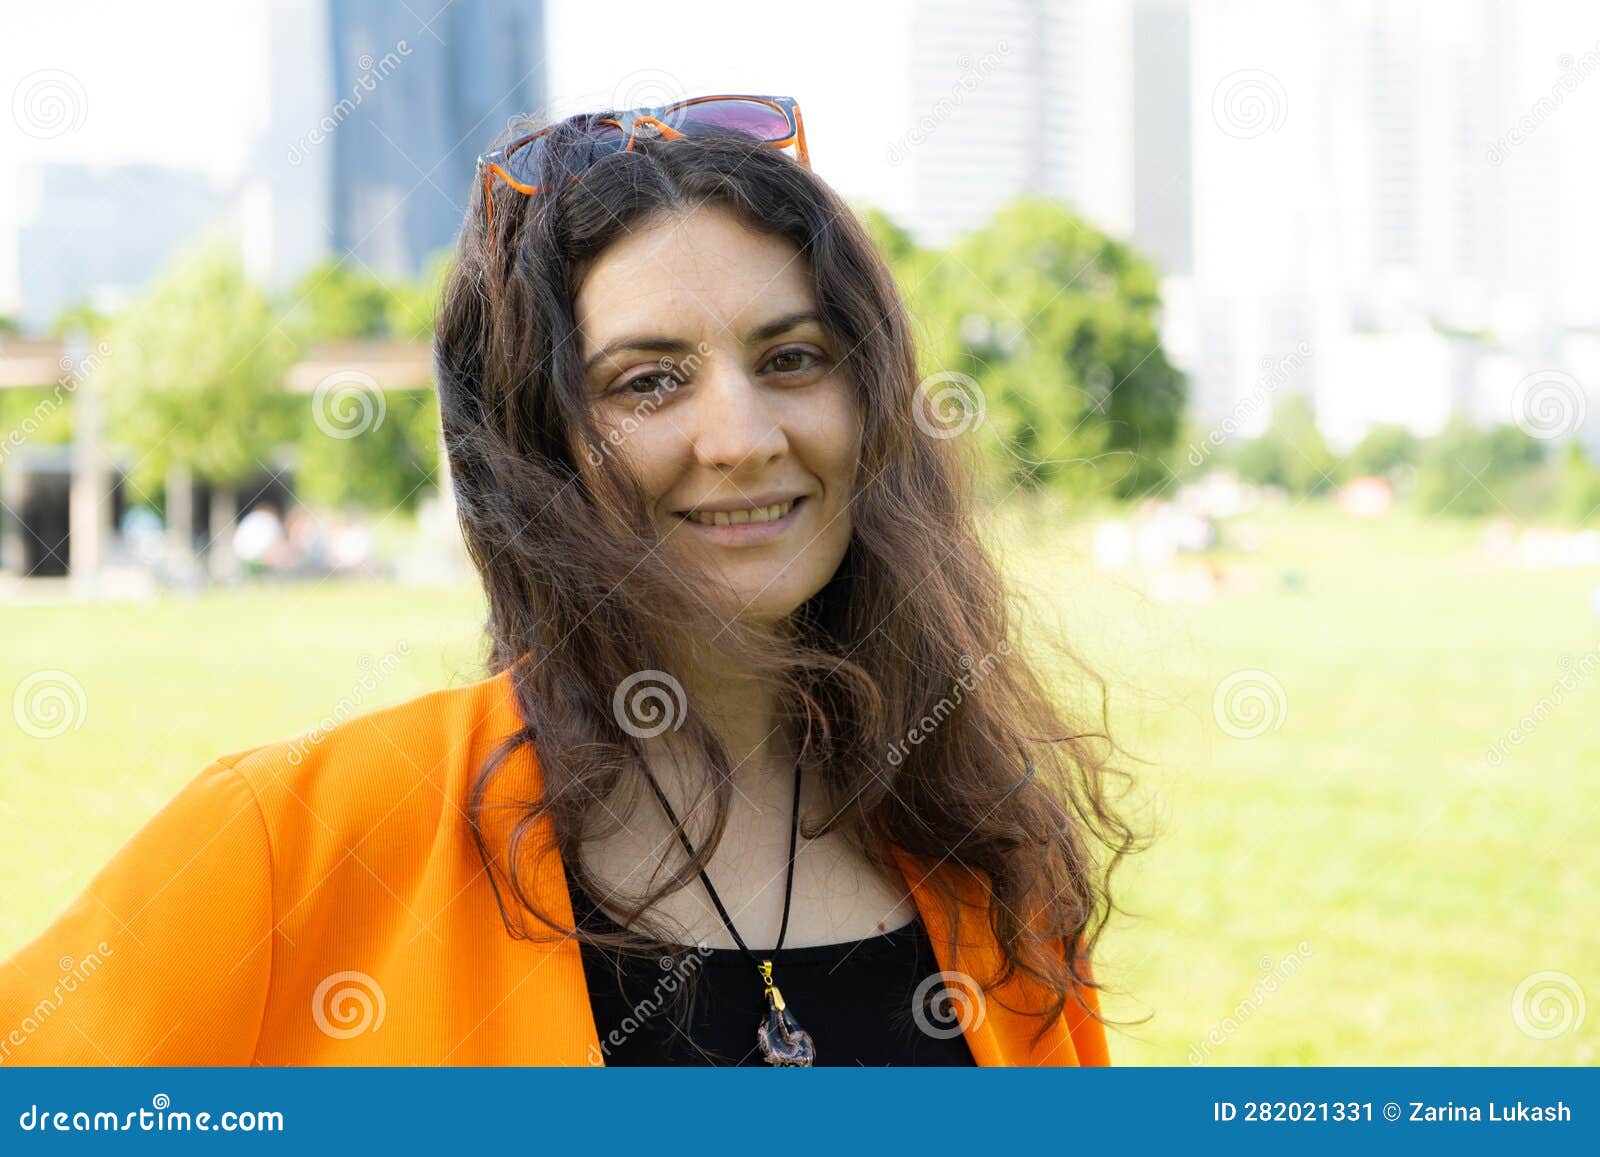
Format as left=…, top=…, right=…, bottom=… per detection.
left=640, top=758, right=817, bottom=1067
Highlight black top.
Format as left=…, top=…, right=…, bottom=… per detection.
left=564, top=862, right=978, bottom=1066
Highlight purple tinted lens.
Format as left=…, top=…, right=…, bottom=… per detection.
left=675, top=99, right=792, bottom=142
left=505, top=120, right=626, bottom=183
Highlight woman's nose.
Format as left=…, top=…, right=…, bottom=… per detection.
left=688, top=364, right=788, bottom=471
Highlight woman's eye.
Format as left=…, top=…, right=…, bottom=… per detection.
left=614, top=371, right=680, bottom=397
left=766, top=348, right=823, bottom=375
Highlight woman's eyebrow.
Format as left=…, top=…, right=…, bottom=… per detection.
left=582, top=311, right=824, bottom=375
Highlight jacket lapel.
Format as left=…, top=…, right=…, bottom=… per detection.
left=889, top=841, right=1087, bottom=1066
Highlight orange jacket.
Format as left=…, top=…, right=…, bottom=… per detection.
left=0, top=668, right=1110, bottom=1066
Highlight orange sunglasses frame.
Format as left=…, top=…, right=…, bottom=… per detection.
left=477, top=94, right=811, bottom=229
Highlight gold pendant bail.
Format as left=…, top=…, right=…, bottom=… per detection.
left=758, top=957, right=787, bottom=1011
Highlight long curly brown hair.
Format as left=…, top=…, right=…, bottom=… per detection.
left=433, top=111, right=1148, bottom=1049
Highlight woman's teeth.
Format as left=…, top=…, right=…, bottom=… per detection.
left=685, top=499, right=796, bottom=526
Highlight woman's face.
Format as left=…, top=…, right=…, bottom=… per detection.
left=573, top=205, right=862, bottom=624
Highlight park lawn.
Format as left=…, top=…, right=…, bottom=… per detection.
left=3, top=502, right=1596, bottom=1064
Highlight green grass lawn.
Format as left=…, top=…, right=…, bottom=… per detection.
left=4, top=502, right=1597, bottom=1064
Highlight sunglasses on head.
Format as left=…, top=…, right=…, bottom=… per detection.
left=475, top=93, right=810, bottom=229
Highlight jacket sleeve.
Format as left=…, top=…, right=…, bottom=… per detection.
left=1067, top=958, right=1112, bottom=1065
left=0, top=757, right=273, bottom=1065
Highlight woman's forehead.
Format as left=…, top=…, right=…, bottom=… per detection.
left=575, top=206, right=813, bottom=348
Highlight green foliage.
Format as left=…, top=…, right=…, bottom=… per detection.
left=284, top=260, right=394, bottom=342
left=0, top=385, right=75, bottom=447
left=281, top=250, right=453, bottom=344
left=385, top=250, right=453, bottom=341
left=49, top=302, right=113, bottom=339
left=1227, top=393, right=1340, bottom=495
left=1345, top=424, right=1421, bottom=481
left=1413, top=419, right=1548, bottom=518
left=865, top=195, right=1186, bottom=502
left=1555, top=441, right=1600, bottom=525
left=98, top=240, right=299, bottom=492
left=292, top=387, right=440, bottom=514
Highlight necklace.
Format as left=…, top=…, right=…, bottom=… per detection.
left=640, top=759, right=817, bottom=1067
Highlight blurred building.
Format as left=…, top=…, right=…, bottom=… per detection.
left=1165, top=0, right=1600, bottom=452
left=243, top=0, right=548, bottom=288
left=11, top=164, right=224, bottom=331
left=876, top=0, right=1136, bottom=249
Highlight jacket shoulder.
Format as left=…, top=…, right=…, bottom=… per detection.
left=216, top=667, right=529, bottom=861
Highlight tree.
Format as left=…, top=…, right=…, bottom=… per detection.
left=1228, top=393, right=1339, bottom=495
left=1346, top=424, right=1420, bottom=481
left=888, top=195, right=1185, bottom=500
left=1413, top=419, right=1546, bottom=518
left=1556, top=441, right=1600, bottom=526
left=100, top=240, right=297, bottom=578
left=284, top=259, right=393, bottom=342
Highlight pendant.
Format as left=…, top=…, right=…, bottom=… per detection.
left=755, top=958, right=815, bottom=1066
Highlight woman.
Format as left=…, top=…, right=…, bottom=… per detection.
left=0, top=95, right=1140, bottom=1067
